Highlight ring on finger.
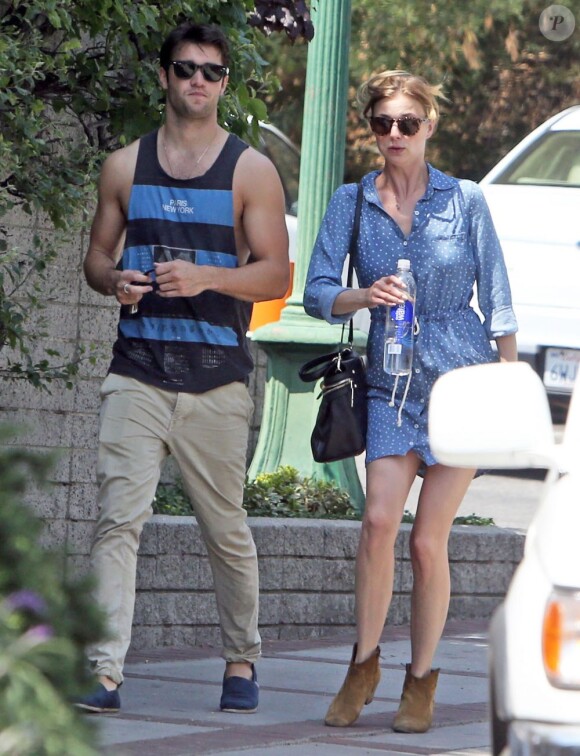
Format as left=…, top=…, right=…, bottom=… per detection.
left=123, top=283, right=130, bottom=294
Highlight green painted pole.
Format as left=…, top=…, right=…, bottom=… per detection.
left=249, top=0, right=366, bottom=511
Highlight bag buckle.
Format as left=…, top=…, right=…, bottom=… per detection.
left=318, top=377, right=354, bottom=407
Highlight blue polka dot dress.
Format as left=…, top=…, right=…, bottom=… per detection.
left=304, top=165, right=518, bottom=467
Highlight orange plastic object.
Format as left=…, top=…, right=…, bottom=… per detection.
left=249, top=262, right=294, bottom=331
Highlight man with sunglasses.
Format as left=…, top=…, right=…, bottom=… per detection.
left=78, top=22, right=289, bottom=715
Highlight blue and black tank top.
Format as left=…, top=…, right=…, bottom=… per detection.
left=108, top=130, right=253, bottom=393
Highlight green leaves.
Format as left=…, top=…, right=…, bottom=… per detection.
left=154, top=466, right=360, bottom=519
left=0, top=433, right=107, bottom=754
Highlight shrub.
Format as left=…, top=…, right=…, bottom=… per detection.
left=153, top=465, right=359, bottom=520
left=154, top=469, right=495, bottom=526
left=0, top=426, right=106, bottom=755
left=243, top=466, right=358, bottom=519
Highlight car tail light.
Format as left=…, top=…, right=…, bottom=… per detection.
left=542, top=590, right=580, bottom=688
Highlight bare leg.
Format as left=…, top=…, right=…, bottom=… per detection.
left=98, top=675, right=118, bottom=691
left=226, top=662, right=253, bottom=679
left=355, top=453, right=420, bottom=663
left=408, top=464, right=476, bottom=677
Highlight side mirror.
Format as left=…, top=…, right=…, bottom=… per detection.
left=429, top=362, right=555, bottom=470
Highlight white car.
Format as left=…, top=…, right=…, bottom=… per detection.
left=479, top=106, right=580, bottom=401
left=429, top=362, right=580, bottom=755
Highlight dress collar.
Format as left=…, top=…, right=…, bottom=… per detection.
left=423, top=164, right=455, bottom=198
left=362, top=163, right=455, bottom=206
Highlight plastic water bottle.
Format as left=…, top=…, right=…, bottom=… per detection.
left=383, top=259, right=416, bottom=376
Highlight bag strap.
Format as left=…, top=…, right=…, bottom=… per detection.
left=298, top=351, right=341, bottom=382
left=345, top=183, right=364, bottom=345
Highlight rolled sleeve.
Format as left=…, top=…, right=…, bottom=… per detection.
left=305, top=283, right=354, bottom=325
left=487, top=304, right=518, bottom=339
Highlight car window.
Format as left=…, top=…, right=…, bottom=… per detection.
left=260, top=128, right=300, bottom=216
left=493, top=131, right=580, bottom=187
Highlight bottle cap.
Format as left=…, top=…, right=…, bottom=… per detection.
left=397, top=259, right=411, bottom=270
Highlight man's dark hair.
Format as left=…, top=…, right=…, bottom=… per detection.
left=159, top=23, right=231, bottom=70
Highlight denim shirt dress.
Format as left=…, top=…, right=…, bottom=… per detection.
left=304, top=165, right=518, bottom=466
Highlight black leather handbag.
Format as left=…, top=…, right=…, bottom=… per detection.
left=299, top=184, right=367, bottom=463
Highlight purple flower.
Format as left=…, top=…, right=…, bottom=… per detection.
left=23, top=624, right=54, bottom=643
left=5, top=590, right=47, bottom=616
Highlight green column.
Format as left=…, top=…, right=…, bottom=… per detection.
left=249, top=0, right=366, bottom=511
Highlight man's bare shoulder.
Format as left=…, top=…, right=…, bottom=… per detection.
left=234, top=145, right=284, bottom=199
left=236, top=144, right=277, bottom=175
left=101, top=138, right=141, bottom=179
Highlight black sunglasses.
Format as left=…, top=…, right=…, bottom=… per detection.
left=169, top=60, right=229, bottom=83
left=368, top=115, right=429, bottom=137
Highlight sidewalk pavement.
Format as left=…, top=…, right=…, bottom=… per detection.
left=94, top=619, right=491, bottom=756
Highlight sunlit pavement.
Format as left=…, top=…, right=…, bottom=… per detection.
left=94, top=619, right=491, bottom=755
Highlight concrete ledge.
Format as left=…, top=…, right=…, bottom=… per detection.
left=128, top=515, right=524, bottom=650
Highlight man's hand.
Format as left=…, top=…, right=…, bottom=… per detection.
left=115, top=270, right=154, bottom=306
left=154, top=260, right=212, bottom=298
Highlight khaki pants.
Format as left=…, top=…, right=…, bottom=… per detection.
left=88, top=373, right=260, bottom=685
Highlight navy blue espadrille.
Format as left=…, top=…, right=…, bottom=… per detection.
left=75, top=682, right=121, bottom=713
left=220, top=665, right=259, bottom=713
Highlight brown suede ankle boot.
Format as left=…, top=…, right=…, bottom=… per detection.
left=392, top=664, right=440, bottom=733
left=325, top=644, right=381, bottom=727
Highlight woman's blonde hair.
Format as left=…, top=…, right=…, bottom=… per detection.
left=357, top=70, right=446, bottom=123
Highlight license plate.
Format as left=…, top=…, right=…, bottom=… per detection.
left=543, top=347, right=580, bottom=393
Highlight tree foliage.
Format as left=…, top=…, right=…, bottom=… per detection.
left=262, top=0, right=580, bottom=181
left=0, top=0, right=285, bottom=388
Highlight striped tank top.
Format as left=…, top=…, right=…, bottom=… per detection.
left=108, top=130, right=252, bottom=393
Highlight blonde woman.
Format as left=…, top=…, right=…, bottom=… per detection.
left=305, top=71, right=517, bottom=732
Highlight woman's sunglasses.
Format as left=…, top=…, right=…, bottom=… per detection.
left=368, top=115, right=429, bottom=137
left=170, top=60, right=229, bottom=83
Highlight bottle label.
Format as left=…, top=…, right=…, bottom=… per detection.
left=390, top=301, right=414, bottom=346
